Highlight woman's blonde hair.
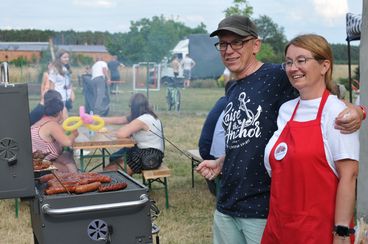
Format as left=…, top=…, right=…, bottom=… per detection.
left=285, top=34, right=337, bottom=94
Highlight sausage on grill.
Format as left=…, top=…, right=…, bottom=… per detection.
left=74, top=182, right=102, bottom=194
left=45, top=185, right=76, bottom=195
left=98, top=182, right=128, bottom=192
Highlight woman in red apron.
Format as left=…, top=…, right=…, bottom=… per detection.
left=262, top=34, right=359, bottom=243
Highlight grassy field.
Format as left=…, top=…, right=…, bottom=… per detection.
left=0, top=64, right=356, bottom=244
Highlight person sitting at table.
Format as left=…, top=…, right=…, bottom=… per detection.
left=29, top=89, right=67, bottom=126
left=103, top=93, right=164, bottom=175
left=31, top=96, right=79, bottom=173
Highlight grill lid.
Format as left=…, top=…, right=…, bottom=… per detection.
left=0, top=84, right=35, bottom=199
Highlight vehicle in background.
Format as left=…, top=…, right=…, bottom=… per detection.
left=160, top=34, right=225, bottom=83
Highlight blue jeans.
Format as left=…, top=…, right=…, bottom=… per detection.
left=213, top=210, right=266, bottom=244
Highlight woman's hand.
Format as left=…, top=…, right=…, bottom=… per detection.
left=71, top=129, right=79, bottom=139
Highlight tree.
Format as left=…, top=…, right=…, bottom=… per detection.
left=223, top=1, right=286, bottom=62
left=257, top=43, right=276, bottom=62
left=254, top=15, right=287, bottom=62
left=107, top=15, right=207, bottom=65
left=224, top=0, right=253, bottom=17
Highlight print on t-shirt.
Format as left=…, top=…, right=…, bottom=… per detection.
left=224, top=91, right=262, bottom=149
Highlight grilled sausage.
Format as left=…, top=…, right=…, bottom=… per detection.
left=39, top=174, right=55, bottom=183
left=98, top=182, right=128, bottom=192
left=45, top=185, right=76, bottom=195
left=39, top=172, right=76, bottom=183
left=74, top=182, right=102, bottom=194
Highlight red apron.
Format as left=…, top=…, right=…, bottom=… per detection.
left=262, top=90, right=352, bottom=243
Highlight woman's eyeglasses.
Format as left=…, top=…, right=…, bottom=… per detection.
left=282, top=56, right=315, bottom=70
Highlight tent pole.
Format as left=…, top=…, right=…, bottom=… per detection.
left=347, top=40, right=353, bottom=103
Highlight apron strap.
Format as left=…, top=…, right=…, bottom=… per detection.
left=290, top=89, right=330, bottom=121
left=290, top=99, right=300, bottom=121
left=316, top=89, right=330, bottom=120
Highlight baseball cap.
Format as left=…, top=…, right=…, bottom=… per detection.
left=210, top=15, right=258, bottom=38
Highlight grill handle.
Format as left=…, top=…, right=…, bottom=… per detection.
left=41, top=194, right=149, bottom=216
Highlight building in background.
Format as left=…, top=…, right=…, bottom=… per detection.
left=0, top=42, right=112, bottom=62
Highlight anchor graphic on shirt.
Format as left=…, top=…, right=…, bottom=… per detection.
left=238, top=92, right=262, bottom=126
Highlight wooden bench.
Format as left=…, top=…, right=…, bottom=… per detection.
left=142, top=164, right=171, bottom=209
left=186, top=149, right=203, bottom=188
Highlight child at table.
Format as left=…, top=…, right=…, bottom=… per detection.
left=102, top=93, right=164, bottom=175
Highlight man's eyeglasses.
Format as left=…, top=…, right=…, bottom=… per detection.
left=214, top=38, right=254, bottom=51
left=282, top=56, right=316, bottom=70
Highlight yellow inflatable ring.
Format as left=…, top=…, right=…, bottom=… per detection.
left=62, top=116, right=83, bottom=131
left=85, top=115, right=105, bottom=131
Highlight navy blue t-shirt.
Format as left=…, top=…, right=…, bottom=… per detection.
left=217, top=63, right=296, bottom=218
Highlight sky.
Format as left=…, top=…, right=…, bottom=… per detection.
left=1, top=0, right=362, bottom=44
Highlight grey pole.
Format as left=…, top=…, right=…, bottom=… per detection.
left=357, top=0, right=368, bottom=219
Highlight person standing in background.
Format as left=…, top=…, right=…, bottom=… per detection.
left=40, top=62, right=53, bottom=101
left=80, top=65, right=94, bottom=113
left=90, top=57, right=111, bottom=116
left=181, top=54, right=196, bottom=88
left=48, top=49, right=75, bottom=112
left=107, top=55, right=124, bottom=94
left=171, top=55, right=181, bottom=78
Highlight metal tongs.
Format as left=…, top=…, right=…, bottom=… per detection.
left=50, top=171, right=72, bottom=195
left=149, top=124, right=202, bottom=167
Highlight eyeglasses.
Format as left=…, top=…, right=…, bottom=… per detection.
left=214, top=38, right=254, bottom=51
left=282, top=56, right=315, bottom=70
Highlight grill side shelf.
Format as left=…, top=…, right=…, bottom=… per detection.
left=41, top=194, right=148, bottom=216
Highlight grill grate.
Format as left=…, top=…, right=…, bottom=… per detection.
left=36, top=171, right=142, bottom=198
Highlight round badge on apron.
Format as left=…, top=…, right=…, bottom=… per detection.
left=274, top=142, right=288, bottom=160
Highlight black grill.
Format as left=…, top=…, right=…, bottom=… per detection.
left=0, top=84, right=154, bottom=244
left=31, top=171, right=153, bottom=244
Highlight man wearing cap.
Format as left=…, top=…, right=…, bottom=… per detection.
left=196, top=15, right=364, bottom=244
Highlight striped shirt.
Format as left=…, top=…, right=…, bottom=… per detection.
left=31, top=119, right=62, bottom=161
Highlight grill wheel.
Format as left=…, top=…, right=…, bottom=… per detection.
left=87, top=219, right=109, bottom=241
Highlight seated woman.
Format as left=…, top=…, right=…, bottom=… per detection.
left=31, top=96, right=79, bottom=173
left=103, top=93, right=164, bottom=175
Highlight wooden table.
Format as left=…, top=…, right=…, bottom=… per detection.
left=73, top=126, right=135, bottom=172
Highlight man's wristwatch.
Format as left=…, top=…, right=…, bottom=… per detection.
left=333, top=225, right=355, bottom=237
